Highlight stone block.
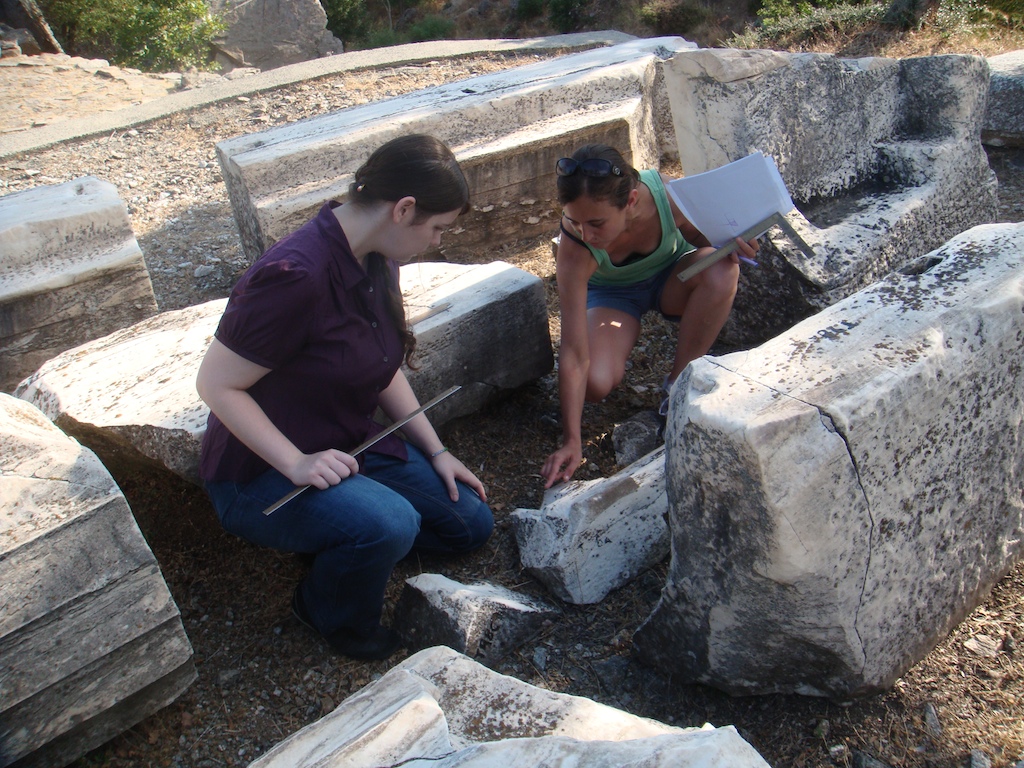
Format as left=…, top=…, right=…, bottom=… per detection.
left=612, top=410, right=663, bottom=467
left=512, top=447, right=669, bottom=604
left=215, top=36, right=696, bottom=263
left=663, top=49, right=997, bottom=347
left=394, top=574, right=559, bottom=666
left=983, top=50, right=1024, bottom=147
left=0, top=176, right=158, bottom=392
left=14, top=260, right=551, bottom=484
left=0, top=393, right=195, bottom=767
left=209, top=0, right=343, bottom=72
left=248, top=646, right=771, bottom=767
left=633, top=223, right=1024, bottom=699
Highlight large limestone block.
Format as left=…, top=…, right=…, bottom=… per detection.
left=0, top=176, right=158, bottom=392
left=983, top=50, right=1024, bottom=147
left=0, top=393, right=195, bottom=767
left=633, top=223, right=1024, bottom=699
left=512, top=447, right=669, bottom=604
left=249, top=646, right=771, bottom=767
left=664, top=49, right=997, bottom=347
left=216, top=36, right=695, bottom=262
left=399, top=261, right=552, bottom=425
left=209, top=0, right=343, bottom=72
left=15, top=261, right=551, bottom=484
left=395, top=574, right=559, bottom=666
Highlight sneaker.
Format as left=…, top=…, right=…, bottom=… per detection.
left=292, top=587, right=402, bottom=661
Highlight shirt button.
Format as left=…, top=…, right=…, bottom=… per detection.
left=382, top=356, right=389, bottom=362
left=368, top=286, right=374, bottom=293
left=371, top=321, right=378, bottom=328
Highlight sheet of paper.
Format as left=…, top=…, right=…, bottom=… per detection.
left=666, top=152, right=794, bottom=247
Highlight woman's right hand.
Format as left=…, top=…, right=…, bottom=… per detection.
left=288, top=449, right=360, bottom=489
left=542, top=440, right=582, bottom=489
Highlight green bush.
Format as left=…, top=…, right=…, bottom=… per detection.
left=515, top=0, right=547, bottom=20
left=548, top=0, right=589, bottom=32
left=39, top=0, right=223, bottom=72
left=405, top=13, right=455, bottom=41
left=638, top=0, right=712, bottom=33
left=321, top=0, right=371, bottom=42
left=730, top=0, right=886, bottom=45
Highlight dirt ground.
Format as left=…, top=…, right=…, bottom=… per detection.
left=2, top=42, right=1024, bottom=768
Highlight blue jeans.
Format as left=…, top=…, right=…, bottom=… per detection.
left=205, top=445, right=493, bottom=636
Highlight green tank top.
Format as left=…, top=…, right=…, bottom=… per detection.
left=584, top=169, right=695, bottom=287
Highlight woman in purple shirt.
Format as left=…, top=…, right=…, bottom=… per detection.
left=196, top=135, right=493, bottom=660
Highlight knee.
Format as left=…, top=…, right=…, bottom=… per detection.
left=703, top=260, right=740, bottom=301
left=349, top=504, right=421, bottom=560
left=586, top=366, right=622, bottom=401
left=461, top=500, right=494, bottom=552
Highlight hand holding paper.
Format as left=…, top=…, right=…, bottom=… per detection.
left=666, top=151, right=794, bottom=247
left=665, top=152, right=812, bottom=283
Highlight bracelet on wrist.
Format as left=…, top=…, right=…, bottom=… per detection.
left=430, top=446, right=448, bottom=458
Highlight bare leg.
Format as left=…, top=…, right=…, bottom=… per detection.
left=585, top=306, right=642, bottom=401
left=660, top=250, right=739, bottom=383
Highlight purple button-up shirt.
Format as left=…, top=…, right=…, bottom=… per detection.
left=199, top=202, right=407, bottom=483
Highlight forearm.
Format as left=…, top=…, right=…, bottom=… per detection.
left=557, top=351, right=588, bottom=447
left=202, top=386, right=305, bottom=475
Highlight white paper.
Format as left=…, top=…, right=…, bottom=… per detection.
left=666, top=152, right=794, bottom=247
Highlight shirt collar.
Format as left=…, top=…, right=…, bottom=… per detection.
left=317, top=201, right=368, bottom=291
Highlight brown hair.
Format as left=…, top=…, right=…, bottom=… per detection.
left=349, top=135, right=470, bottom=368
left=556, top=144, right=639, bottom=209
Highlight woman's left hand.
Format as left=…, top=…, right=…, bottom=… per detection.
left=430, top=449, right=487, bottom=503
left=732, top=235, right=760, bottom=263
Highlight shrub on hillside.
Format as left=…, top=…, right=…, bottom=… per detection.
left=638, top=0, right=712, bottom=34
left=321, top=0, right=371, bottom=43
left=39, top=0, right=223, bottom=71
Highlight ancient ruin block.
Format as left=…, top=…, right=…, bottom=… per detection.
left=395, top=574, right=559, bottom=666
left=0, top=393, right=195, bottom=767
left=0, top=176, right=158, bottom=392
left=15, top=261, right=550, bottom=484
left=634, top=223, right=1024, bottom=699
left=208, top=0, right=343, bottom=72
left=215, top=37, right=695, bottom=262
left=248, top=646, right=771, bottom=767
left=663, top=49, right=998, bottom=347
left=512, top=447, right=669, bottom=604
left=983, top=50, right=1024, bottom=147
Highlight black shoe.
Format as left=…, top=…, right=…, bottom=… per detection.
left=291, top=588, right=402, bottom=661
left=322, top=624, right=402, bottom=661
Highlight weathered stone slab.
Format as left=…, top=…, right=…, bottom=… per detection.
left=0, top=176, right=158, bottom=392
left=395, top=574, right=559, bottom=666
left=208, top=0, right=343, bottom=72
left=249, top=646, right=771, bottom=767
left=983, top=50, right=1024, bottom=147
left=0, top=393, right=195, bottom=767
left=216, top=36, right=695, bottom=263
left=664, top=49, right=997, bottom=348
left=512, top=447, right=669, bottom=605
left=634, top=223, right=1024, bottom=699
left=14, top=260, right=551, bottom=484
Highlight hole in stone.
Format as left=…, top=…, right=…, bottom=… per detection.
left=795, top=174, right=905, bottom=228
left=897, top=255, right=943, bottom=275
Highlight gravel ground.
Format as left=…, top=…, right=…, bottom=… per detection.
left=2, top=49, right=1024, bottom=768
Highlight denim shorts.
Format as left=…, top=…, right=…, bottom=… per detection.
left=586, top=258, right=682, bottom=322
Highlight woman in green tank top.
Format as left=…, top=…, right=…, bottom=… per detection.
left=541, top=144, right=760, bottom=488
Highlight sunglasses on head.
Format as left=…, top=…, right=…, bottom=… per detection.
left=555, top=157, right=623, bottom=178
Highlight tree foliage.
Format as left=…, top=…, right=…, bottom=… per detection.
left=39, top=0, right=224, bottom=72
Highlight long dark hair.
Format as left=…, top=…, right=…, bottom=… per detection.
left=557, top=144, right=639, bottom=209
left=348, top=135, right=470, bottom=368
